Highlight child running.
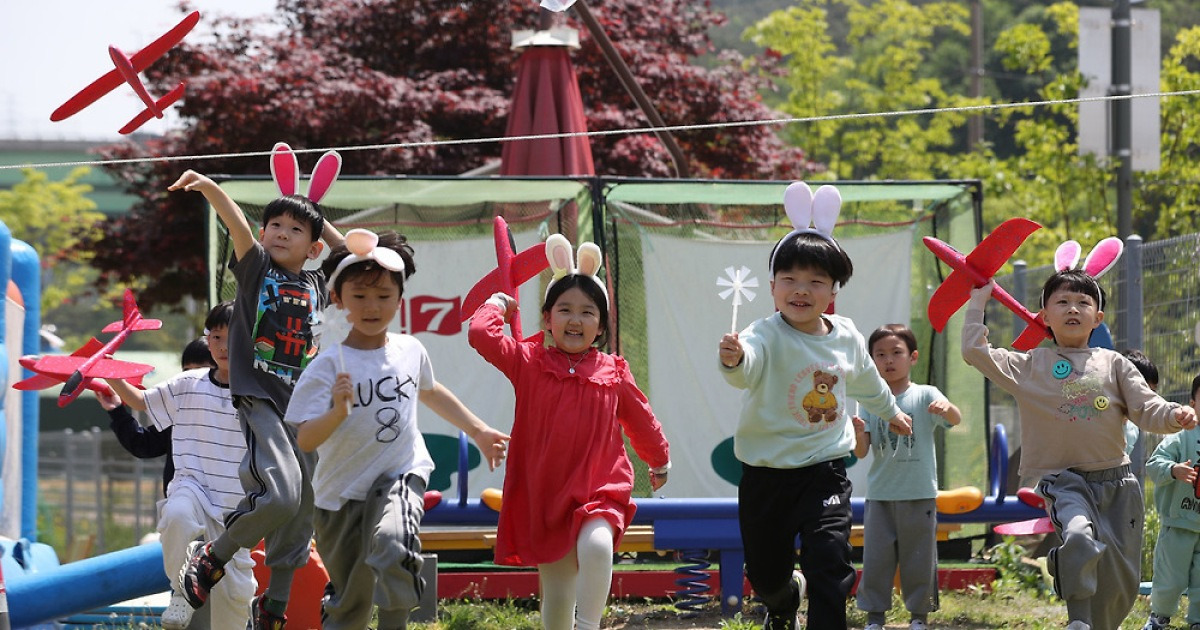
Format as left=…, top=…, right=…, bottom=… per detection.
left=170, top=150, right=344, bottom=629
left=468, top=234, right=670, bottom=630
left=105, top=302, right=254, bottom=630
left=964, top=271, right=1195, bottom=630
left=285, top=229, right=509, bottom=630
left=853, top=324, right=962, bottom=630
left=718, top=183, right=911, bottom=630
left=1141, top=374, right=1200, bottom=630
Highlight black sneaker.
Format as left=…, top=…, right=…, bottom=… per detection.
left=179, top=540, right=226, bottom=608
left=247, top=594, right=288, bottom=630
left=1142, top=613, right=1169, bottom=630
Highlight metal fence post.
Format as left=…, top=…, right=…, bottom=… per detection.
left=1124, top=235, right=1146, bottom=478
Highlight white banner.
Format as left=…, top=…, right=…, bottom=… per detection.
left=642, top=230, right=913, bottom=498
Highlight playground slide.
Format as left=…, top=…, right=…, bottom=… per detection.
left=7, top=542, right=168, bottom=628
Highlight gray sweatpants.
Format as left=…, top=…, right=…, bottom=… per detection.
left=213, top=395, right=316, bottom=602
left=856, top=498, right=939, bottom=617
left=1040, top=464, right=1143, bottom=630
left=1148, top=524, right=1200, bottom=623
left=315, top=473, right=427, bottom=630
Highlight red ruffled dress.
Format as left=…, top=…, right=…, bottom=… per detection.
left=468, top=303, right=670, bottom=566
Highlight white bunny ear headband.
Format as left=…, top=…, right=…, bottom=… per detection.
left=1041, top=237, right=1124, bottom=308
left=769, top=181, right=845, bottom=282
left=327, top=229, right=407, bottom=290
left=271, top=141, right=342, bottom=203
left=545, top=234, right=608, bottom=305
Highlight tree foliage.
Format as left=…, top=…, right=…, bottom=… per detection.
left=0, top=168, right=105, bottom=314
left=93, top=0, right=815, bottom=308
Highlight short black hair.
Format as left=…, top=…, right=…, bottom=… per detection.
left=768, top=232, right=853, bottom=288
left=1191, top=373, right=1200, bottom=402
left=261, top=195, right=325, bottom=243
left=1041, top=269, right=1106, bottom=311
left=1121, top=349, right=1159, bottom=389
left=180, top=337, right=214, bottom=370
left=205, top=300, right=234, bottom=331
left=542, top=275, right=610, bottom=349
left=320, top=231, right=416, bottom=296
left=869, top=324, right=918, bottom=355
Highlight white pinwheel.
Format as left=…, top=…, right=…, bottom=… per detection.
left=313, top=304, right=353, bottom=372
left=717, top=266, right=759, bottom=333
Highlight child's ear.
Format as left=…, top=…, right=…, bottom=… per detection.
left=1093, top=310, right=1105, bottom=327
left=307, top=241, right=324, bottom=260
left=330, top=289, right=343, bottom=307
left=910, top=349, right=919, bottom=364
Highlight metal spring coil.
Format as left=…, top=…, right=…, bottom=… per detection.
left=673, top=549, right=712, bottom=616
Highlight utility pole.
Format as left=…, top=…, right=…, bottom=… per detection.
left=968, top=0, right=984, bottom=151
left=1112, top=0, right=1133, bottom=239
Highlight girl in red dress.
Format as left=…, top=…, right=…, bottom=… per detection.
left=468, top=234, right=671, bottom=630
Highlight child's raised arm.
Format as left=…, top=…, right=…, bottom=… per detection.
left=420, top=382, right=510, bottom=470
left=104, top=377, right=148, bottom=412
left=322, top=220, right=344, bottom=250
left=168, top=170, right=256, bottom=262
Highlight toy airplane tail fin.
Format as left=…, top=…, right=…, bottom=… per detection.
left=119, top=82, right=186, bottom=135
left=102, top=290, right=163, bottom=333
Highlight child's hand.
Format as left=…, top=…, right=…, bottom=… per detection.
left=485, top=293, right=517, bottom=322
left=649, top=464, right=670, bottom=491
left=331, top=373, right=353, bottom=418
left=968, top=279, right=994, bottom=310
left=719, top=333, right=744, bottom=368
left=851, top=415, right=866, bottom=433
left=928, top=399, right=952, bottom=417
left=473, top=427, right=511, bottom=471
left=94, top=389, right=122, bottom=411
left=1173, top=460, right=1197, bottom=484
left=167, top=170, right=217, bottom=194
left=887, top=412, right=913, bottom=436
left=1176, top=405, right=1198, bottom=430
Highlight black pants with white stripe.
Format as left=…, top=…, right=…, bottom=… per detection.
left=739, top=459, right=855, bottom=629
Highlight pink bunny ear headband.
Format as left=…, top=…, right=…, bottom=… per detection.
left=1041, top=237, right=1124, bottom=308
left=769, top=182, right=844, bottom=285
left=271, top=141, right=341, bottom=203
left=327, top=229, right=406, bottom=289
left=545, top=234, right=608, bottom=306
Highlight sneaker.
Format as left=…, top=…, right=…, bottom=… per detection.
left=1142, top=613, right=1170, bottom=630
left=792, top=570, right=806, bottom=602
left=910, top=621, right=929, bottom=630
left=864, top=625, right=885, bottom=630
left=160, top=591, right=194, bottom=630
left=179, top=540, right=226, bottom=608
left=1065, top=622, right=1090, bottom=630
left=1189, top=623, right=1200, bottom=630
left=247, top=594, right=287, bottom=630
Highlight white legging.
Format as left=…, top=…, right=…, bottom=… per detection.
left=537, top=518, right=615, bottom=630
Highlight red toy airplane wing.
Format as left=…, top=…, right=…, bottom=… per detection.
left=49, top=11, right=200, bottom=122
left=12, top=374, right=63, bottom=391
left=993, top=517, right=1054, bottom=536
left=460, top=244, right=548, bottom=323
left=33, top=355, right=154, bottom=380
left=962, top=217, right=1041, bottom=279
left=927, top=269, right=974, bottom=332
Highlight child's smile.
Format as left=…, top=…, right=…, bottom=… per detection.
left=544, top=286, right=602, bottom=354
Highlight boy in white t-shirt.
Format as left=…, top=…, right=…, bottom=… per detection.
left=852, top=324, right=961, bottom=630
left=285, top=230, right=509, bottom=630
left=107, top=302, right=255, bottom=630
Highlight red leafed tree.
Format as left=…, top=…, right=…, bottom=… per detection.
left=93, top=0, right=815, bottom=307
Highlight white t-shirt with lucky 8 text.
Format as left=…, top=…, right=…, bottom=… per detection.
left=285, top=333, right=436, bottom=511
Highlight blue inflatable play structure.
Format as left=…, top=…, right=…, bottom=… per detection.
left=0, top=221, right=170, bottom=629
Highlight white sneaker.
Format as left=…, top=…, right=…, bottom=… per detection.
left=864, top=625, right=885, bottom=630
left=161, top=591, right=195, bottom=630
left=910, top=621, right=929, bottom=630
left=1065, top=622, right=1091, bottom=630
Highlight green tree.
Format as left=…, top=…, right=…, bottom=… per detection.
left=0, top=168, right=105, bottom=315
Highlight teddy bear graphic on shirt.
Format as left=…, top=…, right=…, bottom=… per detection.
left=801, top=370, right=840, bottom=423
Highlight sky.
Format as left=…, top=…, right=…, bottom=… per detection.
left=0, top=1, right=278, bottom=142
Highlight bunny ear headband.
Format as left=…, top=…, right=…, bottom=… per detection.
left=1042, top=237, right=1123, bottom=308
left=271, top=141, right=342, bottom=203
left=327, top=229, right=406, bottom=290
left=545, top=234, right=608, bottom=305
left=769, top=181, right=844, bottom=283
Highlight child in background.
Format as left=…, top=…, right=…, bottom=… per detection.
left=468, top=234, right=670, bottom=630
left=1122, top=349, right=1160, bottom=457
left=963, top=274, right=1195, bottom=630
left=106, top=303, right=254, bottom=630
left=99, top=337, right=215, bottom=497
left=1141, top=374, right=1200, bottom=630
left=285, top=230, right=509, bottom=630
left=718, top=183, right=911, bottom=630
left=170, top=163, right=344, bottom=629
left=852, top=324, right=961, bottom=630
